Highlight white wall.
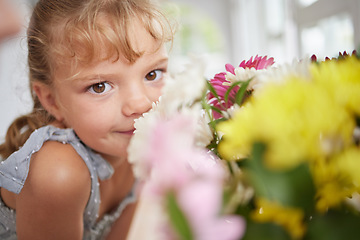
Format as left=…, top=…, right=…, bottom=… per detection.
left=0, top=1, right=32, bottom=140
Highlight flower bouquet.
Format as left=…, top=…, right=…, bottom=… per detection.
left=127, top=51, right=360, bottom=240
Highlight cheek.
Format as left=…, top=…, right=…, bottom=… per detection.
left=69, top=111, right=111, bottom=140
left=61, top=99, right=112, bottom=130
left=149, top=84, right=164, bottom=102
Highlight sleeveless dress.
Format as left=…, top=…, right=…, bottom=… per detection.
left=0, top=125, right=136, bottom=240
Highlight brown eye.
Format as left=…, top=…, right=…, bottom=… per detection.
left=145, top=70, right=163, bottom=81
left=89, top=82, right=111, bottom=94
left=93, top=83, right=105, bottom=93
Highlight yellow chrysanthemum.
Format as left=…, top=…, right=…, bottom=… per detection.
left=311, top=146, right=360, bottom=212
left=313, top=158, right=353, bottom=212
left=311, top=56, right=360, bottom=115
left=251, top=198, right=306, bottom=239
left=336, top=146, right=360, bottom=187
left=218, top=76, right=355, bottom=170
left=315, top=181, right=355, bottom=213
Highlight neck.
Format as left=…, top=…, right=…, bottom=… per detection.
left=102, top=153, right=129, bottom=171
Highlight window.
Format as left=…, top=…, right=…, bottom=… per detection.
left=164, top=0, right=228, bottom=77
left=300, top=14, right=354, bottom=59
left=295, top=0, right=359, bottom=60
left=297, top=0, right=318, bottom=7
left=167, top=0, right=360, bottom=64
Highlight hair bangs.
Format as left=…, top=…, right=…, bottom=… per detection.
left=50, top=1, right=174, bottom=66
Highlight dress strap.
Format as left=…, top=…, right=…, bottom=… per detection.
left=0, top=126, right=75, bottom=194
left=0, top=125, right=114, bottom=194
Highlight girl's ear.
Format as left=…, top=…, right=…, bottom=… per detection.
left=32, top=82, right=65, bottom=122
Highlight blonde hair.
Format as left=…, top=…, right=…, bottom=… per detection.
left=0, top=0, right=174, bottom=159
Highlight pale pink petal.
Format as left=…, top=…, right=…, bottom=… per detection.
left=199, top=216, right=246, bottom=240
left=178, top=181, right=245, bottom=240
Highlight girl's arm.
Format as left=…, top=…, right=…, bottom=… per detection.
left=105, top=202, right=137, bottom=240
left=16, top=141, right=91, bottom=240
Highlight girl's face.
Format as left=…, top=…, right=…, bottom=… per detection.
left=52, top=23, right=168, bottom=165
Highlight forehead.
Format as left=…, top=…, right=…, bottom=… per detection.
left=53, top=21, right=166, bottom=81
left=52, top=16, right=164, bottom=79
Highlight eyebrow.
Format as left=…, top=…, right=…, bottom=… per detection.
left=69, top=56, right=169, bottom=83
left=146, top=57, right=169, bottom=71
left=68, top=73, right=116, bottom=83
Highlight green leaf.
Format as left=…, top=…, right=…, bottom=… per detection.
left=201, top=96, right=213, bottom=113
left=242, top=222, right=292, bottom=240
left=210, top=105, right=223, bottom=114
left=166, top=191, right=194, bottom=240
left=305, top=210, right=360, bottom=240
left=244, top=142, right=316, bottom=213
left=235, top=79, right=251, bottom=105
left=209, top=117, right=228, bottom=128
left=206, top=80, right=221, bottom=103
left=224, top=81, right=242, bottom=104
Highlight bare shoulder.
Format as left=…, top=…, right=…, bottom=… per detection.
left=20, top=140, right=91, bottom=206
left=15, top=140, right=91, bottom=239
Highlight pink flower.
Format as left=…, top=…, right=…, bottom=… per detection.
left=239, top=55, right=275, bottom=70
left=178, top=180, right=246, bottom=240
left=142, top=115, right=197, bottom=195
left=207, top=55, right=274, bottom=119
left=143, top=114, right=226, bottom=195
left=140, top=113, right=245, bottom=240
left=207, top=72, right=238, bottom=119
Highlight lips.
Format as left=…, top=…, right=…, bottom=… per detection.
left=117, top=129, right=135, bottom=135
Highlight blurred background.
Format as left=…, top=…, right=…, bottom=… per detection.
left=165, top=0, right=359, bottom=74
left=1, top=0, right=359, bottom=138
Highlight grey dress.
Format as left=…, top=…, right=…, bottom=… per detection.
left=0, top=125, right=136, bottom=240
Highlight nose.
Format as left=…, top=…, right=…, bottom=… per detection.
left=122, top=88, right=152, bottom=117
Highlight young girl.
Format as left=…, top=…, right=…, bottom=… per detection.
left=0, top=0, right=173, bottom=239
